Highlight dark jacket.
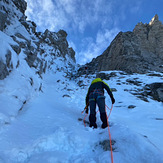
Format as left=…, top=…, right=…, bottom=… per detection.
left=86, top=78, right=115, bottom=105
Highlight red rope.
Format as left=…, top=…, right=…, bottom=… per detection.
left=83, top=113, right=88, bottom=127
left=82, top=104, right=114, bottom=163
left=106, top=104, right=114, bottom=163
left=105, top=104, right=112, bottom=118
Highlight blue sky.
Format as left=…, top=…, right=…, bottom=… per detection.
left=25, top=0, right=163, bottom=65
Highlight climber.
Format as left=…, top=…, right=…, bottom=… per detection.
left=85, top=78, right=115, bottom=129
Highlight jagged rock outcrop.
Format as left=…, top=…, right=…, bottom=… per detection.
left=0, top=60, right=9, bottom=80
left=0, top=10, right=7, bottom=31
left=79, top=14, right=163, bottom=75
left=0, top=0, right=76, bottom=80
left=12, top=0, right=27, bottom=14
left=37, top=29, right=75, bottom=62
left=144, top=83, right=163, bottom=102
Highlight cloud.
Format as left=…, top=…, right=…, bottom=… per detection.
left=25, top=0, right=114, bottom=33
left=25, top=0, right=143, bottom=65
left=25, top=0, right=71, bottom=31
left=25, top=0, right=143, bottom=33
left=129, top=1, right=142, bottom=14
left=76, top=28, right=120, bottom=64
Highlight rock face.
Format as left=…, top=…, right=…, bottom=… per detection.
left=145, top=83, right=163, bottom=102
left=0, top=0, right=75, bottom=80
left=79, top=14, right=163, bottom=75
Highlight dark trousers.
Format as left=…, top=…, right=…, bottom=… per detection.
left=89, top=92, right=107, bottom=126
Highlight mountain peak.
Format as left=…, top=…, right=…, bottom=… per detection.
left=149, top=14, right=159, bottom=25
left=79, top=15, right=163, bottom=75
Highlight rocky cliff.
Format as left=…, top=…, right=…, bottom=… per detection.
left=79, top=14, right=163, bottom=75
left=0, top=0, right=75, bottom=80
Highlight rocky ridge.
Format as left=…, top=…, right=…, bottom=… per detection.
left=78, top=14, right=163, bottom=75
left=0, top=0, right=77, bottom=119
left=0, top=0, right=76, bottom=80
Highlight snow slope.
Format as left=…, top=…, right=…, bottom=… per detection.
left=1, top=0, right=162, bottom=162
left=0, top=69, right=163, bottom=163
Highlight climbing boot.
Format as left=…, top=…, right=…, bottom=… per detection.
left=89, top=123, right=97, bottom=129
left=100, top=113, right=108, bottom=129
left=101, top=123, right=108, bottom=129
left=89, top=114, right=97, bottom=128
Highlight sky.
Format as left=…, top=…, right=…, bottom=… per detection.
left=25, top=0, right=163, bottom=65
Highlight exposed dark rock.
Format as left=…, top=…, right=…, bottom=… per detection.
left=12, top=0, right=27, bottom=14
left=24, top=52, right=37, bottom=67
left=62, top=94, right=71, bottom=98
left=36, top=29, right=75, bottom=62
left=96, top=72, right=110, bottom=80
left=77, top=80, right=87, bottom=88
left=6, top=50, right=12, bottom=68
left=0, top=11, right=7, bottom=31
left=147, top=73, right=163, bottom=77
left=10, top=45, right=21, bottom=54
left=0, top=50, right=14, bottom=79
left=67, top=47, right=75, bottom=62
left=78, top=14, right=163, bottom=75
left=111, top=88, right=117, bottom=92
left=0, top=0, right=76, bottom=80
left=0, top=60, right=9, bottom=80
left=126, top=79, right=142, bottom=86
left=99, top=139, right=116, bottom=151
left=19, top=100, right=27, bottom=112
left=155, top=118, right=163, bottom=120
left=15, top=33, right=29, bottom=41
left=21, top=20, right=37, bottom=34
left=128, top=105, right=136, bottom=109
left=136, top=95, right=149, bottom=102
left=145, top=83, right=163, bottom=102
left=128, top=82, right=163, bottom=102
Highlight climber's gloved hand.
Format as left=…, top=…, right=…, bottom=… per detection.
left=112, top=98, right=115, bottom=104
